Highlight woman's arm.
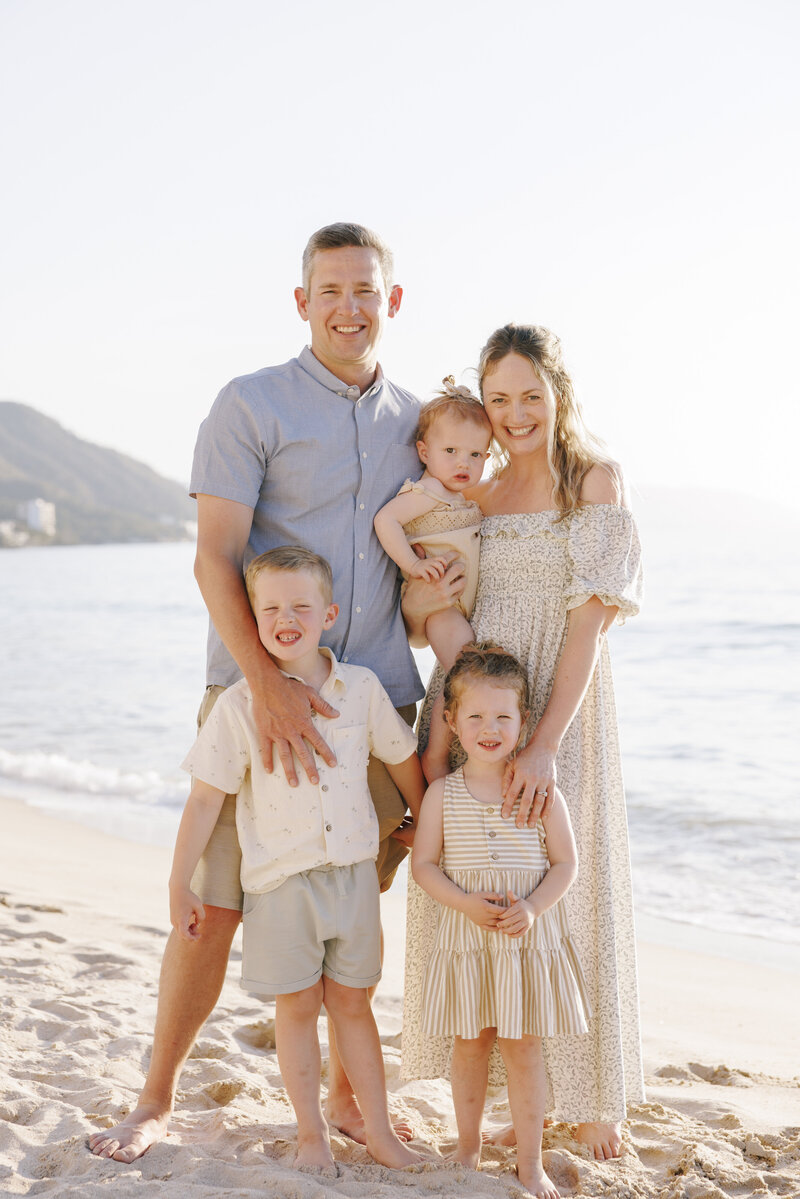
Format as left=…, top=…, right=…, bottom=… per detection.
left=502, top=594, right=616, bottom=825
left=496, top=789, right=578, bottom=937
left=501, top=468, right=625, bottom=826
left=412, top=779, right=505, bottom=928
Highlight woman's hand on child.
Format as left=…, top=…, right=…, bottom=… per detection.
left=461, top=891, right=506, bottom=929
left=497, top=890, right=536, bottom=937
left=169, top=887, right=207, bottom=941
left=501, top=738, right=557, bottom=827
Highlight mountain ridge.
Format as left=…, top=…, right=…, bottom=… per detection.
left=0, top=401, right=195, bottom=546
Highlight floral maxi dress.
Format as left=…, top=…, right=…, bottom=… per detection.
left=402, top=504, right=645, bottom=1122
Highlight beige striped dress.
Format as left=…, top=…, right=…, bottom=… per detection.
left=422, top=767, right=591, bottom=1041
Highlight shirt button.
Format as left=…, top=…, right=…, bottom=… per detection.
left=488, top=830, right=496, bottom=838
left=343, top=656, right=349, bottom=662
left=359, top=503, right=365, bottom=510
left=321, top=784, right=329, bottom=792
left=362, top=450, right=367, bottom=458
left=486, top=806, right=494, bottom=814
left=326, top=823, right=332, bottom=831
left=358, top=552, right=364, bottom=560
left=491, top=852, right=499, bottom=861
left=356, top=606, right=361, bottom=613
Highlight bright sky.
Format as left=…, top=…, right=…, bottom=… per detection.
left=2, top=0, right=798, bottom=508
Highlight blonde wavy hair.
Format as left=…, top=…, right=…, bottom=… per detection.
left=478, top=324, right=619, bottom=517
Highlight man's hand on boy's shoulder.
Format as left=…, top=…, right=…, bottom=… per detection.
left=251, top=672, right=339, bottom=787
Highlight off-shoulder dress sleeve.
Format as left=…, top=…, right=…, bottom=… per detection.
left=565, top=504, right=643, bottom=624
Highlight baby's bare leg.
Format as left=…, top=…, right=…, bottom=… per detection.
left=322, top=978, right=420, bottom=1169
left=450, top=1029, right=495, bottom=1168
left=497, top=1035, right=559, bottom=1199
left=275, top=981, right=334, bottom=1170
left=425, top=607, right=474, bottom=673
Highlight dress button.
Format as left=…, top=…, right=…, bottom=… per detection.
left=486, top=806, right=494, bottom=814
left=326, top=823, right=332, bottom=832
left=321, top=784, right=328, bottom=792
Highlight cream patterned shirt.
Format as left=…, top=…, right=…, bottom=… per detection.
left=181, top=649, right=418, bottom=894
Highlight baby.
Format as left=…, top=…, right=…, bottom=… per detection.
left=374, top=378, right=491, bottom=670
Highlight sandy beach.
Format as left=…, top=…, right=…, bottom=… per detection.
left=1, top=793, right=798, bottom=1198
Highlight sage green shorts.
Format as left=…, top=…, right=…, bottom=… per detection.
left=189, top=686, right=417, bottom=910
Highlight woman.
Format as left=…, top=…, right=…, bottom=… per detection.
left=401, top=324, right=644, bottom=1160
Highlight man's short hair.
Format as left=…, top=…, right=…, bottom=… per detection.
left=301, top=222, right=394, bottom=293
left=245, top=546, right=334, bottom=606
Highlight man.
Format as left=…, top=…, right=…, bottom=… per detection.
left=88, top=222, right=463, bottom=1162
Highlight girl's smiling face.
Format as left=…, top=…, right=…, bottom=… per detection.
left=446, top=679, right=524, bottom=765
left=481, top=353, right=555, bottom=461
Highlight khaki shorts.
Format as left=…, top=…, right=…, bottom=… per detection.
left=241, top=860, right=381, bottom=995
left=189, top=686, right=417, bottom=910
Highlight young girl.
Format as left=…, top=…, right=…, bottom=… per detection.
left=411, top=644, right=590, bottom=1199
left=374, top=378, right=491, bottom=670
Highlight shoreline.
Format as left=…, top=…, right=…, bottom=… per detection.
left=2, top=793, right=799, bottom=1196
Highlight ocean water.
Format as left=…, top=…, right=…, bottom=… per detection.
left=1, top=491, right=798, bottom=946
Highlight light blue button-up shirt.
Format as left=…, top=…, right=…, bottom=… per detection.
left=190, top=346, right=424, bottom=706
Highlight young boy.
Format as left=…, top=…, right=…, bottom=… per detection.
left=169, top=546, right=425, bottom=1172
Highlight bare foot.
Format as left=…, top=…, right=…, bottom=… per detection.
left=87, top=1103, right=169, bottom=1162
left=516, top=1161, right=560, bottom=1198
left=366, top=1131, right=422, bottom=1169
left=295, top=1131, right=335, bottom=1170
left=574, top=1121, right=622, bottom=1160
left=327, top=1097, right=413, bottom=1143
left=446, top=1143, right=481, bottom=1169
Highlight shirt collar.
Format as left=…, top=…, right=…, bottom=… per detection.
left=280, top=645, right=348, bottom=697
left=297, top=345, right=384, bottom=401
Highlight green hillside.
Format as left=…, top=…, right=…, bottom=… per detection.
left=0, top=402, right=195, bottom=546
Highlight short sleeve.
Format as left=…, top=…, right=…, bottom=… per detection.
left=365, top=673, right=419, bottom=764
left=180, top=689, right=252, bottom=793
left=565, top=505, right=643, bottom=624
left=189, top=378, right=273, bottom=507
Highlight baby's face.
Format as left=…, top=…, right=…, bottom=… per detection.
left=417, top=413, right=490, bottom=493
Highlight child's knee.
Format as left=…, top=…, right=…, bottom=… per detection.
left=455, top=1028, right=496, bottom=1058
left=278, top=980, right=324, bottom=1020
left=322, top=977, right=370, bottom=1019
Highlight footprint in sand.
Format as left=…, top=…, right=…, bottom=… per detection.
left=235, top=1019, right=276, bottom=1051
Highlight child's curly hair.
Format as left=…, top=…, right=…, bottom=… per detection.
left=442, top=641, right=530, bottom=721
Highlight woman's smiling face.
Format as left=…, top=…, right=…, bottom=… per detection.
left=481, top=352, right=555, bottom=460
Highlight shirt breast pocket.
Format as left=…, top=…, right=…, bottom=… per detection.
left=331, top=724, right=370, bottom=788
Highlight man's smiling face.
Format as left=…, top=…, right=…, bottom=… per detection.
left=294, top=246, right=402, bottom=386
